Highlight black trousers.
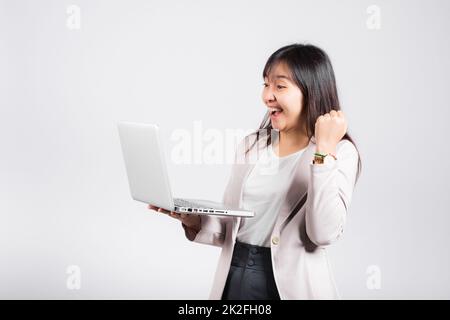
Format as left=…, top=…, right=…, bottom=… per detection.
left=221, top=240, right=281, bottom=300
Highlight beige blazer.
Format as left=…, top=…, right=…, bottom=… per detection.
left=182, top=130, right=359, bottom=300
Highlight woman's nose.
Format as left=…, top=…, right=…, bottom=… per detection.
left=262, top=87, right=276, bottom=104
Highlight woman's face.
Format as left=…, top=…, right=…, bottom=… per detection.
left=262, top=62, right=304, bottom=132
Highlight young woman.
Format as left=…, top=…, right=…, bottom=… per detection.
left=149, top=43, right=362, bottom=300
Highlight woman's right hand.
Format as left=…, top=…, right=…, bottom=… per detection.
left=148, top=204, right=201, bottom=230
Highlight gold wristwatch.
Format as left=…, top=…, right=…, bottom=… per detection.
left=313, top=152, right=337, bottom=165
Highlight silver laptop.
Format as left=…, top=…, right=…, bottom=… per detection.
left=117, top=121, right=254, bottom=217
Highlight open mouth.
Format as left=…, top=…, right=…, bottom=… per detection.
left=269, top=107, right=283, bottom=117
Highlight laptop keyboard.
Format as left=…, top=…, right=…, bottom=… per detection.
left=174, top=198, right=211, bottom=209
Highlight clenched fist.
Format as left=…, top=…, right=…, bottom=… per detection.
left=314, top=110, right=347, bottom=154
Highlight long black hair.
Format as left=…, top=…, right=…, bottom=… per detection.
left=245, top=43, right=362, bottom=184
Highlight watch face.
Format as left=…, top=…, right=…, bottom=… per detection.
left=313, top=156, right=323, bottom=164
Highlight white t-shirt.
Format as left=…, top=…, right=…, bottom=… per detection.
left=236, top=141, right=306, bottom=247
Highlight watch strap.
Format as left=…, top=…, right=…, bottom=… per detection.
left=313, top=152, right=337, bottom=164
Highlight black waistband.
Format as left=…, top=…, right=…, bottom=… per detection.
left=231, top=240, right=273, bottom=271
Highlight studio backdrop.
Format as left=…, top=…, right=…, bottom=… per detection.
left=1, top=0, right=449, bottom=299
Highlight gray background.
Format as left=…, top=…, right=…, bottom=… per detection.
left=1, top=0, right=449, bottom=299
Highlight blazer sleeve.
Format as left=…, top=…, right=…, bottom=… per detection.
left=182, top=214, right=227, bottom=247
left=305, top=139, right=359, bottom=247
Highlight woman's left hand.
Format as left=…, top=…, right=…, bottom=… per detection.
left=314, top=110, right=348, bottom=154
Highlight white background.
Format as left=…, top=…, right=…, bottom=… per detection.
left=1, top=0, right=449, bottom=299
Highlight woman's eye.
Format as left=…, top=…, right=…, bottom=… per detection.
left=262, top=83, right=285, bottom=89
left=263, top=83, right=286, bottom=89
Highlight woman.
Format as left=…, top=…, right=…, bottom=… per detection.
left=149, top=43, right=362, bottom=300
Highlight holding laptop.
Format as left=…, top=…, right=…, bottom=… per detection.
left=117, top=121, right=254, bottom=218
